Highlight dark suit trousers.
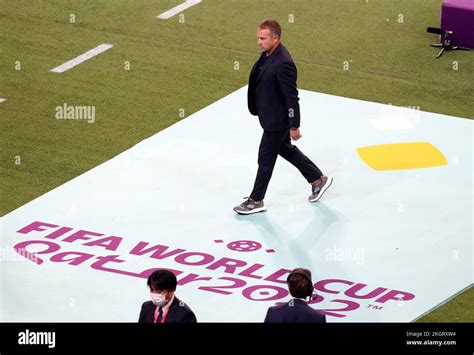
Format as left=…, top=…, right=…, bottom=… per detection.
left=249, top=129, right=323, bottom=201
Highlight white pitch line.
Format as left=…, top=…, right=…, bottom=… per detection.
left=157, top=0, right=201, bottom=19
left=50, top=44, right=113, bottom=73
left=0, top=98, right=6, bottom=103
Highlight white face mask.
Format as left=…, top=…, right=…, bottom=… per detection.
left=150, top=292, right=167, bottom=307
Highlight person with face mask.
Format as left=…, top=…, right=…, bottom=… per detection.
left=138, top=269, right=197, bottom=323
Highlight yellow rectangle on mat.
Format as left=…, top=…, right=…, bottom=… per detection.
left=357, top=142, right=447, bottom=170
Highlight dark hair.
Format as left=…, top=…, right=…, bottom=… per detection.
left=287, top=268, right=313, bottom=298
left=258, top=19, right=281, bottom=38
left=147, top=270, right=177, bottom=292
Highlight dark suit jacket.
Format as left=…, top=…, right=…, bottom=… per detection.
left=248, top=43, right=301, bottom=131
left=264, top=299, right=326, bottom=323
left=138, top=297, right=197, bottom=323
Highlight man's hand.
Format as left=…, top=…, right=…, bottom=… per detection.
left=290, top=127, right=302, bottom=141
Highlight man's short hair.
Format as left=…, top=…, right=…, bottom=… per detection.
left=287, top=268, right=313, bottom=298
left=147, top=269, right=177, bottom=292
left=258, top=19, right=281, bottom=38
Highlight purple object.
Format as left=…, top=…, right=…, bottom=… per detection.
left=441, top=0, right=474, bottom=48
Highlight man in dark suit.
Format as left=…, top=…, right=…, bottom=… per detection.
left=234, top=19, right=333, bottom=215
left=138, top=269, right=197, bottom=323
left=264, top=268, right=326, bottom=323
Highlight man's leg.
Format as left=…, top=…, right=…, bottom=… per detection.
left=249, top=130, right=286, bottom=201
left=278, top=131, right=323, bottom=183
left=279, top=131, right=333, bottom=201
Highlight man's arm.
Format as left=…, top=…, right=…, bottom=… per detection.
left=276, top=61, right=301, bottom=129
left=263, top=307, right=273, bottom=323
left=181, top=309, right=197, bottom=323
left=138, top=303, right=146, bottom=323
left=247, top=62, right=259, bottom=116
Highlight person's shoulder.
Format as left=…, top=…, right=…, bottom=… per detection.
left=141, top=300, right=154, bottom=309
left=172, top=297, right=197, bottom=322
left=172, top=297, right=194, bottom=313
left=268, top=301, right=290, bottom=312
left=307, top=307, right=326, bottom=321
left=278, top=44, right=294, bottom=63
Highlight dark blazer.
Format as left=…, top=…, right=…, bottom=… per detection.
left=248, top=43, right=301, bottom=131
left=264, top=299, right=326, bottom=323
left=138, top=297, right=197, bottom=323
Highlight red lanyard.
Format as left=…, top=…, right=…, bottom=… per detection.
left=153, top=305, right=170, bottom=323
